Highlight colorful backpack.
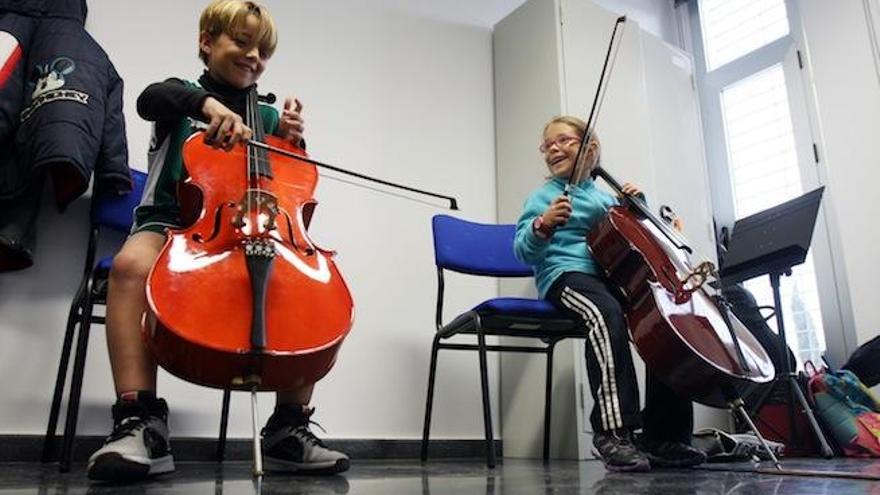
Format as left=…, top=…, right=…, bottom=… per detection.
left=807, top=364, right=880, bottom=457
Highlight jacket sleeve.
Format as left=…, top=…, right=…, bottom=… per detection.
left=95, top=63, right=131, bottom=195
left=137, top=78, right=212, bottom=122
left=513, top=192, right=550, bottom=265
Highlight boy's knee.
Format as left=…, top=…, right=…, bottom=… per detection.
left=110, top=250, right=153, bottom=283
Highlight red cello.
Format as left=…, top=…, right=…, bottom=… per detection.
left=144, top=89, right=353, bottom=392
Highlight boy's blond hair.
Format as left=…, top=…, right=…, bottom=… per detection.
left=198, top=0, right=278, bottom=64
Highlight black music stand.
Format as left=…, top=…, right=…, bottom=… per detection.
left=720, top=187, right=834, bottom=458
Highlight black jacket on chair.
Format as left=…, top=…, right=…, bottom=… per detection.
left=0, top=0, right=131, bottom=271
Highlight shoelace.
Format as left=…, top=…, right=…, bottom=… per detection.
left=106, top=416, right=148, bottom=443
left=289, top=419, right=329, bottom=448
left=610, top=429, right=634, bottom=443
left=602, top=430, right=640, bottom=455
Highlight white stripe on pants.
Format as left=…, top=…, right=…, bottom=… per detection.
left=561, top=286, right=624, bottom=430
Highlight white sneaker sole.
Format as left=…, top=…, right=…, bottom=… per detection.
left=87, top=453, right=175, bottom=481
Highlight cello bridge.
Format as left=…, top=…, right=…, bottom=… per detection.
left=675, top=261, right=717, bottom=302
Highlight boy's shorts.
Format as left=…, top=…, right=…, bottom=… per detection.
left=130, top=194, right=183, bottom=235
left=130, top=159, right=184, bottom=235
left=131, top=212, right=180, bottom=235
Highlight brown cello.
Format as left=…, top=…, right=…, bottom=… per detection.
left=586, top=167, right=774, bottom=408
left=564, top=16, right=782, bottom=467
left=562, top=16, right=774, bottom=409
left=144, top=88, right=354, bottom=392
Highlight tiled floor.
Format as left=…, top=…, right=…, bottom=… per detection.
left=1, top=458, right=878, bottom=494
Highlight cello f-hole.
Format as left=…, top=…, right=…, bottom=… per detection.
left=193, top=201, right=237, bottom=243
left=279, top=208, right=315, bottom=256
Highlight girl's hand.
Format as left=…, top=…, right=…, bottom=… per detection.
left=672, top=217, right=684, bottom=233
left=542, top=196, right=572, bottom=228
left=619, top=182, right=642, bottom=198
left=659, top=205, right=685, bottom=232
left=277, top=96, right=305, bottom=146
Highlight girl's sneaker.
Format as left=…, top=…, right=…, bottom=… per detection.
left=592, top=428, right=650, bottom=472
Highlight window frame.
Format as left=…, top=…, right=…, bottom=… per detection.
left=686, top=0, right=855, bottom=366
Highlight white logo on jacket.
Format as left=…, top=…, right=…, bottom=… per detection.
left=32, top=57, right=75, bottom=99
left=21, top=56, right=90, bottom=121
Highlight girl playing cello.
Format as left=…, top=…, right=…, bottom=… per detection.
left=514, top=116, right=706, bottom=471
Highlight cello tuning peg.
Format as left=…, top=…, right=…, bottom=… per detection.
left=659, top=205, right=676, bottom=224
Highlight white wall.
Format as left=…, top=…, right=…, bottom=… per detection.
left=797, top=0, right=880, bottom=351
left=0, top=0, right=511, bottom=440
left=493, top=0, right=574, bottom=459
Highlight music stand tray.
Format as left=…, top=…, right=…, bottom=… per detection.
left=720, top=186, right=834, bottom=458
left=720, top=187, right=824, bottom=286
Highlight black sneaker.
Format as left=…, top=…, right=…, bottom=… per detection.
left=262, top=405, right=350, bottom=474
left=87, top=392, right=174, bottom=482
left=592, top=429, right=650, bottom=472
left=640, top=438, right=707, bottom=468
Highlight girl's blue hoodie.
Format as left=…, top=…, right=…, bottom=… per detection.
left=514, top=177, right=618, bottom=297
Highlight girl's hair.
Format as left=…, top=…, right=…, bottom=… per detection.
left=543, top=115, right=587, bottom=136
left=198, top=0, right=278, bottom=64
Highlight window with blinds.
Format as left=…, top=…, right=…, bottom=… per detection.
left=719, top=65, right=827, bottom=366
left=699, top=0, right=790, bottom=70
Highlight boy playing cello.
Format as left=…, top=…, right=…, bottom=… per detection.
left=88, top=0, right=348, bottom=482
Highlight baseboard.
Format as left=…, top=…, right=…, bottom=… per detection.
left=2, top=435, right=502, bottom=463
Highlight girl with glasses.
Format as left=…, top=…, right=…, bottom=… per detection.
left=514, top=115, right=705, bottom=471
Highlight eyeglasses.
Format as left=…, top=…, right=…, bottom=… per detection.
left=539, top=134, right=581, bottom=153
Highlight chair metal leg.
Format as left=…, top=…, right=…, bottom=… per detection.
left=42, top=285, right=86, bottom=463
left=543, top=342, right=556, bottom=463
left=421, top=334, right=442, bottom=462
left=217, top=388, right=232, bottom=462
left=476, top=325, right=496, bottom=468
left=60, top=282, right=95, bottom=473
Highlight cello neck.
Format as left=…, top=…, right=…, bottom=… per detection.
left=592, top=165, right=693, bottom=254
left=246, top=89, right=272, bottom=179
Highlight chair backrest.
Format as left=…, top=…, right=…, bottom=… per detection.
left=432, top=214, right=533, bottom=277
left=91, top=169, right=147, bottom=232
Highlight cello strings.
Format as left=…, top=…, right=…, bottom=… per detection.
left=246, top=91, right=257, bottom=227
left=249, top=90, right=266, bottom=236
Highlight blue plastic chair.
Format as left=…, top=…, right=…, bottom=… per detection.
left=420, top=215, right=585, bottom=468
left=40, top=170, right=251, bottom=470
left=41, top=171, right=148, bottom=471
